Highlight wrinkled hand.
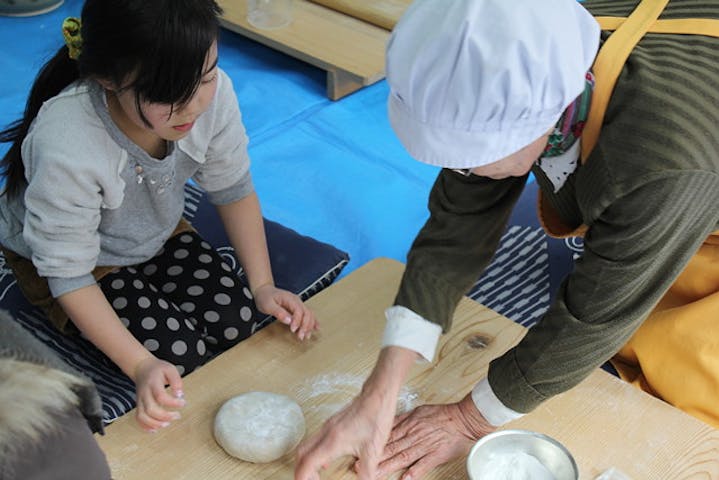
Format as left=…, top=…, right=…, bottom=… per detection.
left=295, top=388, right=397, bottom=480
left=375, top=394, right=496, bottom=480
left=253, top=284, right=318, bottom=340
left=132, top=356, right=186, bottom=432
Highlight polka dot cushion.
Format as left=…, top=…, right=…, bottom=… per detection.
left=0, top=184, right=349, bottom=424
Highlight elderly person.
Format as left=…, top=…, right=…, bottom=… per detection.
left=295, top=0, right=719, bottom=478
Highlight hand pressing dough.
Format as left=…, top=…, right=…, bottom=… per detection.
left=214, top=391, right=305, bottom=463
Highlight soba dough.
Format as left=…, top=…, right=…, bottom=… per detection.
left=214, top=392, right=306, bottom=463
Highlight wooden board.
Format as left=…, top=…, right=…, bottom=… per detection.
left=96, top=258, right=719, bottom=479
left=217, top=0, right=389, bottom=100
left=306, top=0, right=411, bottom=30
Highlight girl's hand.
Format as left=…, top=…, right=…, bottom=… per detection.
left=253, top=284, right=318, bottom=340
left=131, top=356, right=186, bottom=432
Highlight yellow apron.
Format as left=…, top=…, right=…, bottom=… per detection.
left=541, top=0, right=719, bottom=427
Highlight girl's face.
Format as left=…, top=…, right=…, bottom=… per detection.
left=467, top=130, right=551, bottom=180
left=106, top=41, right=219, bottom=149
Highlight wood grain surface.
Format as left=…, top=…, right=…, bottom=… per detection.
left=97, top=258, right=719, bottom=479
left=306, top=0, right=412, bottom=30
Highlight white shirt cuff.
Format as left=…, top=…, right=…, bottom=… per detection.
left=382, top=305, right=442, bottom=363
left=471, top=377, right=525, bottom=427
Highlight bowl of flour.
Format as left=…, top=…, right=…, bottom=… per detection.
left=467, top=430, right=578, bottom=480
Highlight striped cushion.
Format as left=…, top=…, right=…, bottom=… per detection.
left=467, top=180, right=582, bottom=328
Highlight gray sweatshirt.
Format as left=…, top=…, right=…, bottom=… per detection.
left=0, top=68, right=253, bottom=298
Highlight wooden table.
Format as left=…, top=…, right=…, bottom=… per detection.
left=97, top=258, right=719, bottom=479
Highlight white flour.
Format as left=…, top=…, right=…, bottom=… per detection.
left=469, top=452, right=555, bottom=480
left=295, top=373, right=420, bottom=418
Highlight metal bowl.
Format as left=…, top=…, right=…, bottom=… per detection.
left=467, top=429, right=578, bottom=480
left=0, top=0, right=64, bottom=16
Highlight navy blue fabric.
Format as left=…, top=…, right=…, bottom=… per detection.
left=466, top=180, right=582, bottom=328
left=505, top=180, right=582, bottom=300
left=183, top=184, right=349, bottom=305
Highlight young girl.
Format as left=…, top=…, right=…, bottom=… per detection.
left=0, top=0, right=317, bottom=432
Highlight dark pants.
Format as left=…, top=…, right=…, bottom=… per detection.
left=99, top=231, right=264, bottom=376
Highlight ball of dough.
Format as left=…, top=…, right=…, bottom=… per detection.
left=214, top=391, right=305, bottom=463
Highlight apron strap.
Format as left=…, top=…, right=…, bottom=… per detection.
left=595, top=16, right=719, bottom=37
left=581, top=0, right=670, bottom=163
left=539, top=0, right=719, bottom=238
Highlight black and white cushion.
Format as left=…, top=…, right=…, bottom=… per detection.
left=467, top=180, right=583, bottom=328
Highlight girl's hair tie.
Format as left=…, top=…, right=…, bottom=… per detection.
left=62, top=17, right=83, bottom=60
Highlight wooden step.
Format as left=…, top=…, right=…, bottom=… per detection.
left=307, top=0, right=411, bottom=30
left=217, top=0, right=391, bottom=100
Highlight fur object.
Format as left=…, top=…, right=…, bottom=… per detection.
left=0, top=358, right=84, bottom=457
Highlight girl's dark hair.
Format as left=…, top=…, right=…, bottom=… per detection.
left=0, top=0, right=222, bottom=198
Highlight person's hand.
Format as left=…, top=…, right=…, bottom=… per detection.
left=295, top=346, right=419, bottom=480
left=373, top=393, right=496, bottom=479
left=295, top=386, right=397, bottom=480
left=253, top=284, right=318, bottom=340
left=131, top=356, right=186, bottom=432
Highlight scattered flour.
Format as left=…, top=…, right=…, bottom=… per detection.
left=469, top=452, right=555, bottom=480
left=295, top=373, right=420, bottom=418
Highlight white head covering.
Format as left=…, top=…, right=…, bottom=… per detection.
left=387, top=0, right=600, bottom=169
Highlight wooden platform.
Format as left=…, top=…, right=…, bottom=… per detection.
left=308, top=0, right=410, bottom=30
left=217, top=0, right=402, bottom=100
left=97, top=258, right=719, bottom=479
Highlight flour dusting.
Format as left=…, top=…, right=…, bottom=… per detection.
left=295, top=373, right=420, bottom=418
left=469, top=452, right=555, bottom=480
